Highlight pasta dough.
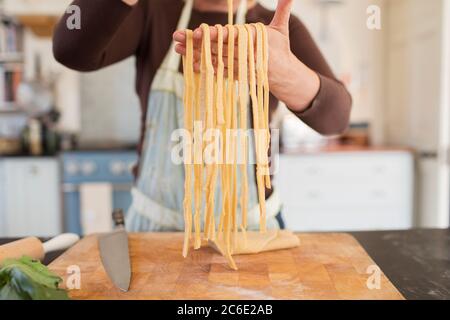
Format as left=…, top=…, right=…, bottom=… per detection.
left=209, top=230, right=300, bottom=256
left=181, top=4, right=286, bottom=270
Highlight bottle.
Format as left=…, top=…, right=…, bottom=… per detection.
left=29, top=118, right=42, bottom=155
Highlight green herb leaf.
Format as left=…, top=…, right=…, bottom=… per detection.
left=0, top=256, right=70, bottom=300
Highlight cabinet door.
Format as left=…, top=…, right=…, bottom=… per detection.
left=0, top=161, right=6, bottom=236
left=3, top=159, right=62, bottom=237
left=386, top=0, right=443, bottom=151
left=277, top=152, right=414, bottom=231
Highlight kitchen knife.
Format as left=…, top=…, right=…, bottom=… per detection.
left=98, top=209, right=131, bottom=292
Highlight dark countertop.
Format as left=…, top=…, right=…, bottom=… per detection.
left=1, top=229, right=449, bottom=300
left=351, top=229, right=450, bottom=300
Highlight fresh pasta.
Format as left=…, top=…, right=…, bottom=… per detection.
left=181, top=4, right=271, bottom=269
left=228, top=0, right=234, bottom=25
left=182, top=29, right=194, bottom=258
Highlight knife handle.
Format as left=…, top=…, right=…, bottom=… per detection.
left=43, top=233, right=80, bottom=254
left=112, top=209, right=125, bottom=228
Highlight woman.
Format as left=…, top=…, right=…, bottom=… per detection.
left=53, top=0, right=352, bottom=232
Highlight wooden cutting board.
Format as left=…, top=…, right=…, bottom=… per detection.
left=49, top=233, right=404, bottom=300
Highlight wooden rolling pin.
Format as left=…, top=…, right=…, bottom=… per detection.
left=0, top=233, right=80, bottom=263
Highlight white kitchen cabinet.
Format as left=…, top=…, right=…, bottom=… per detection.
left=277, top=151, right=415, bottom=232
left=0, top=160, right=6, bottom=236
left=0, top=158, right=62, bottom=237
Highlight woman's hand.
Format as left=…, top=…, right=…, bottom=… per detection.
left=173, top=0, right=320, bottom=113
left=122, top=0, right=139, bottom=6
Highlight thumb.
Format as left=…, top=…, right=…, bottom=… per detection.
left=270, top=0, right=294, bottom=34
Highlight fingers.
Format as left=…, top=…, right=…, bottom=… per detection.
left=191, top=24, right=257, bottom=44
left=173, top=30, right=186, bottom=43
left=173, top=23, right=261, bottom=45
left=175, top=40, right=240, bottom=59
left=192, top=62, right=238, bottom=78
left=174, top=24, right=257, bottom=56
left=270, top=0, right=293, bottom=34
left=175, top=43, right=202, bottom=64
left=193, top=25, right=233, bottom=42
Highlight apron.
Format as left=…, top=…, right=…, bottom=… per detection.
left=126, top=0, right=282, bottom=232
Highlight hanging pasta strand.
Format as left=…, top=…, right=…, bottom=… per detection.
left=207, top=124, right=218, bottom=240
left=182, top=30, right=195, bottom=257
left=215, top=25, right=225, bottom=125
left=237, top=25, right=249, bottom=231
left=218, top=45, right=229, bottom=235
left=253, top=23, right=268, bottom=233
left=193, top=38, right=205, bottom=249
left=245, top=24, right=263, bottom=233
left=206, top=62, right=219, bottom=241
left=228, top=0, right=233, bottom=25
left=202, top=24, right=216, bottom=241
left=257, top=23, right=272, bottom=190
left=226, top=24, right=238, bottom=269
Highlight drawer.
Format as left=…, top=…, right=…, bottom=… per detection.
left=61, top=152, right=137, bottom=183
left=277, top=152, right=414, bottom=232
left=279, top=152, right=414, bottom=185
left=0, top=161, right=5, bottom=236
left=282, top=205, right=413, bottom=232
left=280, top=182, right=409, bottom=209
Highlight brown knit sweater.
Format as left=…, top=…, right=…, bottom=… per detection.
left=53, top=0, right=352, bottom=168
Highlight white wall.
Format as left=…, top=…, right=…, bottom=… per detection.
left=437, top=0, right=450, bottom=228
left=260, top=0, right=386, bottom=143
left=384, top=0, right=447, bottom=227
left=3, top=0, right=81, bottom=133
left=6, top=0, right=140, bottom=143
left=78, top=58, right=140, bottom=145
left=385, top=0, right=443, bottom=151
left=22, top=30, right=81, bottom=133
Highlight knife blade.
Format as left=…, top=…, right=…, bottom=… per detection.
left=98, top=209, right=131, bottom=292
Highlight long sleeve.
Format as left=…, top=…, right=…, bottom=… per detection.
left=53, top=0, right=146, bottom=72
left=287, top=16, right=353, bottom=135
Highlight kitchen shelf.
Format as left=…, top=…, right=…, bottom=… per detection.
left=0, top=101, right=22, bottom=111
left=0, top=10, right=24, bottom=108
left=0, top=52, right=23, bottom=63
left=0, top=108, right=24, bottom=114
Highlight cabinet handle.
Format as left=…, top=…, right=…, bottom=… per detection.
left=29, top=166, right=39, bottom=175
left=372, top=190, right=386, bottom=199
left=373, top=166, right=386, bottom=174
left=307, top=191, right=320, bottom=199
left=306, top=167, right=319, bottom=175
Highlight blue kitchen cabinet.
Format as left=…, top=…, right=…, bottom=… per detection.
left=61, top=151, right=137, bottom=235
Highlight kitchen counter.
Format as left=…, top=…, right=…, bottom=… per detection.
left=281, top=145, right=415, bottom=155
left=1, top=229, right=449, bottom=300
left=0, top=143, right=138, bottom=158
